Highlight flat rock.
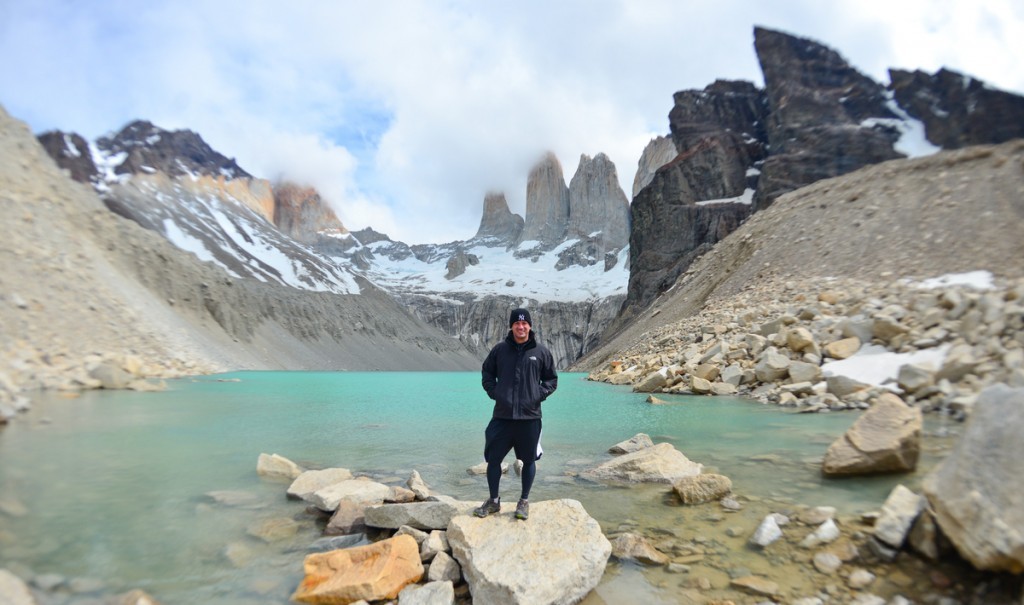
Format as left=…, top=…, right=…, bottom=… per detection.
left=365, top=498, right=477, bottom=531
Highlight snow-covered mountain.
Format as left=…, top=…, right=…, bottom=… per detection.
left=38, top=120, right=630, bottom=367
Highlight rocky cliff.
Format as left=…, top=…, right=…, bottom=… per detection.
left=567, top=153, right=630, bottom=253
left=889, top=67, right=1024, bottom=149
left=520, top=152, right=571, bottom=247
left=473, top=191, right=524, bottom=243
left=619, top=26, right=1024, bottom=328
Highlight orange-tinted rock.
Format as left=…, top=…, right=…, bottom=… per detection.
left=291, top=534, right=423, bottom=604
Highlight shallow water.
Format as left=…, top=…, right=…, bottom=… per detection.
left=0, top=372, right=956, bottom=603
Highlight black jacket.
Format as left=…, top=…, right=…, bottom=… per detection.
left=481, top=331, right=558, bottom=419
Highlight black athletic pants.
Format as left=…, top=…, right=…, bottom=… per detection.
left=483, top=417, right=542, bottom=501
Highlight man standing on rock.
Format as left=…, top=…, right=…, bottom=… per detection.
left=475, top=308, right=558, bottom=521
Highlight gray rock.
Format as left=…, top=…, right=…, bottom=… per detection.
left=398, top=580, right=455, bottom=605
left=88, top=361, right=132, bottom=389
left=365, top=499, right=476, bottom=531
left=873, top=484, right=925, bottom=549
left=420, top=530, right=449, bottom=562
left=448, top=499, right=610, bottom=605
left=608, top=433, right=654, bottom=454
left=755, top=349, right=790, bottom=382
left=825, top=374, right=870, bottom=398
left=896, top=363, right=935, bottom=394
left=923, top=385, right=1024, bottom=571
left=407, top=470, right=432, bottom=500
left=427, top=551, right=462, bottom=584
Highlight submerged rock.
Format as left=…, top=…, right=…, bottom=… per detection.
left=581, top=442, right=703, bottom=484
left=256, top=453, right=304, bottom=480
left=672, top=473, right=732, bottom=504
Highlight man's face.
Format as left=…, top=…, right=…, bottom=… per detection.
left=511, top=320, right=531, bottom=343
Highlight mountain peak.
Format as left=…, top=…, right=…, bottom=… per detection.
left=474, top=190, right=524, bottom=243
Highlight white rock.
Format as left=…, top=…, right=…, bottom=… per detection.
left=749, top=515, right=782, bottom=548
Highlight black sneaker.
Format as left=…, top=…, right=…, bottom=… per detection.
left=473, top=497, right=500, bottom=518
left=515, top=499, right=529, bottom=520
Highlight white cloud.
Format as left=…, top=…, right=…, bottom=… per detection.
left=2, top=0, right=1022, bottom=244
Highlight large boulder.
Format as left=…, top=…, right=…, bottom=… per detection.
left=923, top=385, right=1024, bottom=572
left=822, top=393, right=921, bottom=476
left=447, top=499, right=610, bottom=605
left=290, top=534, right=423, bottom=604
left=582, top=442, right=703, bottom=484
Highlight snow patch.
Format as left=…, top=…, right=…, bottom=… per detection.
left=695, top=189, right=754, bottom=206
left=823, top=344, right=950, bottom=390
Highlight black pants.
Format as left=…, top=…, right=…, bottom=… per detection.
left=483, top=417, right=542, bottom=500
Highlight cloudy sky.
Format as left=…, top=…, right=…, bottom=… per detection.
left=2, top=1, right=1022, bottom=243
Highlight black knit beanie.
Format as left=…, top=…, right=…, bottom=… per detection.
left=509, top=308, right=532, bottom=327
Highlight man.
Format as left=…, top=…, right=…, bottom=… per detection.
left=475, top=308, right=558, bottom=520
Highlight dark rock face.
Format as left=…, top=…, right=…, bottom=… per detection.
left=890, top=67, right=1024, bottom=149
left=97, top=120, right=251, bottom=180
left=619, top=25, right=1024, bottom=323
left=36, top=131, right=99, bottom=183
left=620, top=83, right=765, bottom=317
left=752, top=26, right=902, bottom=211
left=626, top=155, right=752, bottom=315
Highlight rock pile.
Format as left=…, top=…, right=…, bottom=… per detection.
left=588, top=274, right=1024, bottom=420
left=280, top=458, right=611, bottom=605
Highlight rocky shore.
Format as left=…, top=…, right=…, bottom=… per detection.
left=586, top=273, right=1024, bottom=418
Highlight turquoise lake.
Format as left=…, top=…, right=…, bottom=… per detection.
left=0, top=371, right=954, bottom=604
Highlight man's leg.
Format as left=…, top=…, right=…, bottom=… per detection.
left=476, top=418, right=513, bottom=517
left=511, top=419, right=542, bottom=519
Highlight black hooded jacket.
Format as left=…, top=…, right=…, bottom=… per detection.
left=481, top=331, right=558, bottom=420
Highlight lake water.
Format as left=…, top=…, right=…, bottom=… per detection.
left=0, top=372, right=955, bottom=604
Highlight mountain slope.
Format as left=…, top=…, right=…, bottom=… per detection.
left=573, top=140, right=1024, bottom=371
left=0, top=105, right=480, bottom=405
